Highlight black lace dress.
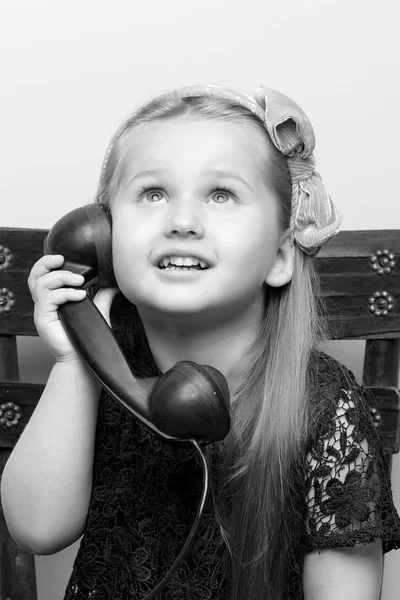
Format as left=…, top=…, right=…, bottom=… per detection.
left=63, top=346, right=400, bottom=600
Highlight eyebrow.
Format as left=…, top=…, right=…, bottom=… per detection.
left=205, top=168, right=252, bottom=189
left=127, top=167, right=252, bottom=190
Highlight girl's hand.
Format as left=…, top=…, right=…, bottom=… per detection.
left=28, top=255, right=118, bottom=362
left=28, top=255, right=87, bottom=362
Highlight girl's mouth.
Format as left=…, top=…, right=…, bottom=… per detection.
left=158, top=264, right=205, bottom=271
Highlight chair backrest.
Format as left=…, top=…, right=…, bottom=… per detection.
left=0, top=226, right=399, bottom=600
left=0, top=228, right=46, bottom=600
left=317, top=230, right=400, bottom=456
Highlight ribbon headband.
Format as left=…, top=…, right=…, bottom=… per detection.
left=101, top=84, right=343, bottom=256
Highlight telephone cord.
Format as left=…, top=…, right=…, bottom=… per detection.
left=143, top=438, right=210, bottom=599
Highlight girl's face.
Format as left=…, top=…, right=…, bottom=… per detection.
left=111, top=116, right=292, bottom=323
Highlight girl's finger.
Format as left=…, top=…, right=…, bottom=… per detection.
left=37, top=288, right=87, bottom=309
left=33, top=270, right=85, bottom=293
left=28, top=255, right=65, bottom=288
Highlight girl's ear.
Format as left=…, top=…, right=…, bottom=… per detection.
left=265, top=229, right=295, bottom=288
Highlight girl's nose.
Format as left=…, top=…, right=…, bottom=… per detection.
left=163, top=197, right=205, bottom=238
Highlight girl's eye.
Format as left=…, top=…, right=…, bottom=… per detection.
left=210, top=187, right=237, bottom=204
left=137, top=186, right=166, bottom=203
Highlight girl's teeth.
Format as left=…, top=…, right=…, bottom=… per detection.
left=159, top=257, right=208, bottom=268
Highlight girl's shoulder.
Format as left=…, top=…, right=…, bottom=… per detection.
left=307, top=349, right=373, bottom=435
left=308, top=349, right=362, bottom=399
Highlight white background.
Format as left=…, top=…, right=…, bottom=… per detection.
left=1, top=0, right=399, bottom=597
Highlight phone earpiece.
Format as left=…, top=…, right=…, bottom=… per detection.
left=43, top=204, right=231, bottom=445
left=43, top=203, right=116, bottom=288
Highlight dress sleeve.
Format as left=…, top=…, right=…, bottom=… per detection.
left=304, top=367, right=400, bottom=554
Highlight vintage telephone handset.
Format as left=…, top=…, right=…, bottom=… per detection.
left=43, top=203, right=231, bottom=598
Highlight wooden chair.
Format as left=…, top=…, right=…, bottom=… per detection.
left=0, top=226, right=399, bottom=600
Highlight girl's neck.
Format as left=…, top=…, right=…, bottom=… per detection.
left=137, top=302, right=264, bottom=378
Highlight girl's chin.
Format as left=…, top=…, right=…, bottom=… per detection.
left=134, top=297, right=216, bottom=318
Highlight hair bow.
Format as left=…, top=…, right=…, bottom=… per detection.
left=253, top=86, right=343, bottom=256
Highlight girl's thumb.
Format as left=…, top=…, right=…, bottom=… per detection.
left=93, top=287, right=119, bottom=326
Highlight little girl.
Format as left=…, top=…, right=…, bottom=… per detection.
left=2, top=84, right=400, bottom=599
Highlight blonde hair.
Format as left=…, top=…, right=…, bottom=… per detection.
left=96, top=88, right=328, bottom=599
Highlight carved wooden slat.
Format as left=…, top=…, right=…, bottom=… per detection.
left=318, top=230, right=400, bottom=257
left=0, top=228, right=47, bottom=336
left=316, top=231, right=400, bottom=340
left=320, top=295, right=400, bottom=339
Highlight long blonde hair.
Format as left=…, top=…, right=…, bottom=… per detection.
left=96, top=88, right=328, bottom=599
